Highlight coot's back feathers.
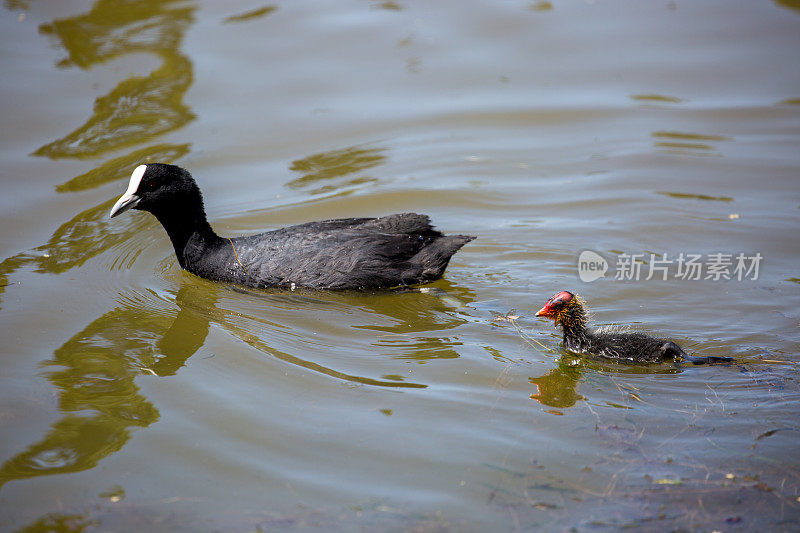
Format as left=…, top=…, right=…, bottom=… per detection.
left=227, top=214, right=473, bottom=290
left=109, top=164, right=473, bottom=290
left=535, top=291, right=732, bottom=365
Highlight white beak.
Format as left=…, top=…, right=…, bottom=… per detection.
left=109, top=164, right=147, bottom=218
left=109, top=192, right=141, bottom=218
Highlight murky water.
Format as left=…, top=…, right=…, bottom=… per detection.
left=1, top=1, right=799, bottom=531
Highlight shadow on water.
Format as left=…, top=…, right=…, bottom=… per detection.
left=32, top=0, right=196, bottom=159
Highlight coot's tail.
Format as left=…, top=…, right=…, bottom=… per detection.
left=412, top=235, right=474, bottom=281
left=664, top=341, right=733, bottom=365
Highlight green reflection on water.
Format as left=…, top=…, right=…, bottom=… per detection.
left=630, top=94, right=683, bottom=104
left=652, top=131, right=731, bottom=142
left=0, top=283, right=211, bottom=490
left=16, top=512, right=98, bottom=533
left=529, top=357, right=585, bottom=408
left=1, top=142, right=186, bottom=291
left=0, top=7, right=204, bottom=491
left=0, top=197, right=146, bottom=281
left=651, top=130, right=731, bottom=156
left=528, top=353, right=684, bottom=409
left=655, top=191, right=734, bottom=202
left=0, top=276, right=449, bottom=489
left=222, top=5, right=277, bottom=24
left=217, top=283, right=475, bottom=385
left=372, top=1, right=403, bottom=11
left=33, top=0, right=196, bottom=159
left=1, top=0, right=198, bottom=294
left=0, top=307, right=166, bottom=489
left=774, top=0, right=800, bottom=13
left=2, top=148, right=190, bottom=287
left=528, top=1, right=553, bottom=12
left=287, top=145, right=387, bottom=195
left=651, top=131, right=733, bottom=155
left=57, top=143, right=190, bottom=193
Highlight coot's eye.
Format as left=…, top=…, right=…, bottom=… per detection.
left=144, top=180, right=158, bottom=191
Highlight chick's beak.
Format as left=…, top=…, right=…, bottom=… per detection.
left=109, top=191, right=140, bottom=218
left=535, top=305, right=551, bottom=318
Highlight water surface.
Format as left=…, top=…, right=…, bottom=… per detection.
left=1, top=1, right=799, bottom=531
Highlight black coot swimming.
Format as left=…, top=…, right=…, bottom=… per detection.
left=535, top=291, right=732, bottom=365
left=109, top=164, right=474, bottom=290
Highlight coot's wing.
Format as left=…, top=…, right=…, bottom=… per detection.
left=221, top=212, right=470, bottom=289
left=257, top=230, right=421, bottom=288
left=355, top=213, right=439, bottom=236
left=269, top=217, right=376, bottom=235
left=261, top=213, right=437, bottom=237
left=231, top=223, right=465, bottom=289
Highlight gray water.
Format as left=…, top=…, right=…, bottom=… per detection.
left=1, top=1, right=799, bottom=531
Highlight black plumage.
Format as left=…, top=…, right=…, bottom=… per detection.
left=535, top=291, right=732, bottom=365
left=109, top=164, right=474, bottom=290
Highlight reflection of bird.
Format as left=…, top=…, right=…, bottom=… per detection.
left=535, top=291, right=732, bottom=365
left=110, top=164, right=473, bottom=289
left=529, top=363, right=584, bottom=408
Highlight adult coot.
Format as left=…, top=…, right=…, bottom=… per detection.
left=109, top=164, right=474, bottom=290
left=535, top=291, right=732, bottom=364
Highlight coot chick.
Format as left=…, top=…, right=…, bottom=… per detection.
left=535, top=291, right=732, bottom=365
left=109, top=164, right=474, bottom=290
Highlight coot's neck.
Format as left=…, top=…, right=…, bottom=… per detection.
left=557, top=301, right=591, bottom=345
left=147, top=198, right=223, bottom=268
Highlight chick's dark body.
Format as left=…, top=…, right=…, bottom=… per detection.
left=563, top=329, right=686, bottom=364
left=537, top=291, right=732, bottom=365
